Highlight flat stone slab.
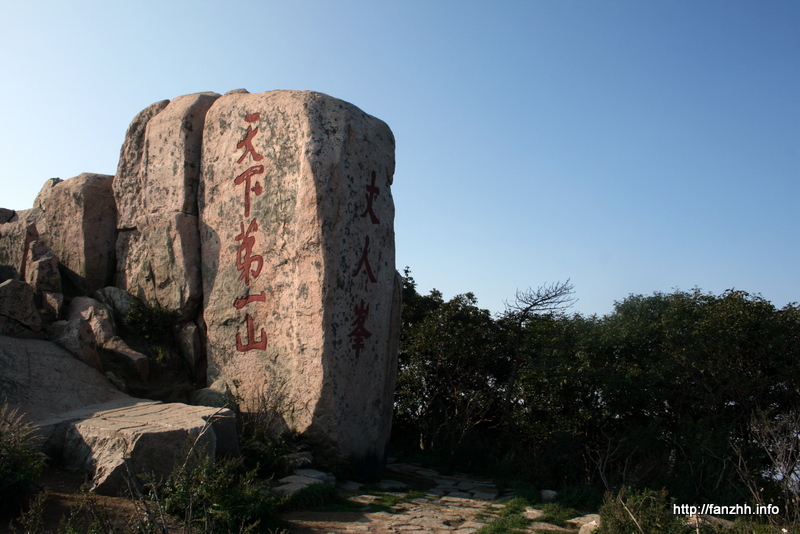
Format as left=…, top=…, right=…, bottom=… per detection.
left=37, top=398, right=236, bottom=495
left=278, top=475, right=325, bottom=486
left=378, top=479, right=410, bottom=490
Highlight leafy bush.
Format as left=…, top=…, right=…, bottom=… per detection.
left=123, top=300, right=178, bottom=344
left=0, top=403, right=45, bottom=517
left=161, top=454, right=280, bottom=533
left=597, top=487, right=689, bottom=534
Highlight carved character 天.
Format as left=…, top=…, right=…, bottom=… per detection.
left=236, top=113, right=264, bottom=164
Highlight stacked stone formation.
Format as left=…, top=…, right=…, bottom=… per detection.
left=0, top=89, right=400, bottom=480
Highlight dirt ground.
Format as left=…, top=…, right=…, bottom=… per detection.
left=1, top=467, right=141, bottom=533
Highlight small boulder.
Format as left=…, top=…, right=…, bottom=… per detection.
left=25, top=240, right=62, bottom=295
left=41, top=291, right=64, bottom=318
left=540, top=489, right=558, bottom=503
left=49, top=399, right=237, bottom=494
left=190, top=378, right=230, bottom=408
left=176, top=321, right=204, bottom=382
left=46, top=319, right=103, bottom=373
left=103, top=336, right=149, bottom=382
left=0, top=279, right=42, bottom=337
left=67, top=297, right=116, bottom=345
left=94, top=286, right=140, bottom=324
left=0, top=208, right=15, bottom=224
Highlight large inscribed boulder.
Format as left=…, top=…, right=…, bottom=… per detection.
left=114, top=93, right=219, bottom=320
left=199, top=90, right=400, bottom=477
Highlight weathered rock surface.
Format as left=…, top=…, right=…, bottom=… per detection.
left=115, top=93, right=219, bottom=320
left=0, top=279, right=42, bottom=337
left=46, top=319, right=103, bottom=372
left=0, top=335, right=127, bottom=421
left=0, top=208, right=14, bottom=224
left=43, top=399, right=237, bottom=494
left=37, top=173, right=117, bottom=295
left=0, top=335, right=238, bottom=495
left=114, top=100, right=170, bottom=230
left=117, top=212, right=202, bottom=320
left=67, top=296, right=117, bottom=345
left=0, top=208, right=42, bottom=282
left=24, top=240, right=62, bottom=295
left=199, top=90, right=399, bottom=478
left=66, top=296, right=149, bottom=380
left=33, top=177, right=63, bottom=210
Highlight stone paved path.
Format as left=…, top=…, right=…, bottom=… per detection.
left=283, top=494, right=505, bottom=534
left=282, top=462, right=598, bottom=534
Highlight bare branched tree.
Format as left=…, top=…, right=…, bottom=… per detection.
left=502, top=280, right=576, bottom=436
left=504, top=280, right=577, bottom=324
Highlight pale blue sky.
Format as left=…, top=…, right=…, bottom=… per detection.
left=1, top=1, right=798, bottom=316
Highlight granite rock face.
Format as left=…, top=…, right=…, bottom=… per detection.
left=1, top=335, right=237, bottom=494
left=0, top=280, right=42, bottom=337
left=38, top=173, right=117, bottom=296
left=0, top=208, right=42, bottom=283
left=115, top=93, right=219, bottom=320
left=53, top=400, right=236, bottom=494
left=199, top=90, right=399, bottom=476
left=0, top=335, right=127, bottom=421
left=24, top=240, right=61, bottom=295
left=0, top=89, right=400, bottom=480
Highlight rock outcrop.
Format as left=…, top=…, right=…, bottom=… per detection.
left=115, top=92, right=219, bottom=320
left=199, top=90, right=399, bottom=477
left=42, top=399, right=236, bottom=495
left=1, top=335, right=236, bottom=494
left=37, top=173, right=117, bottom=296
left=0, top=88, right=400, bottom=481
left=0, top=335, right=127, bottom=421
left=0, top=279, right=42, bottom=338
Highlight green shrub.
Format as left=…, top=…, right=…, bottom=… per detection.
left=0, top=403, right=45, bottom=517
left=123, top=300, right=178, bottom=344
left=161, top=454, right=280, bottom=533
left=537, top=502, right=579, bottom=527
left=597, top=486, right=690, bottom=534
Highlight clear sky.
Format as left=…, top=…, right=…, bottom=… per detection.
left=1, top=1, right=798, bottom=317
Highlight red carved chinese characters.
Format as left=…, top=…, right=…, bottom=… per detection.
left=235, top=165, right=264, bottom=218
left=348, top=170, right=384, bottom=358
left=352, top=235, right=377, bottom=283
left=361, top=170, right=380, bottom=224
left=234, top=291, right=266, bottom=309
left=236, top=113, right=264, bottom=164
left=348, top=300, right=372, bottom=359
left=235, top=219, right=263, bottom=285
left=236, top=314, right=267, bottom=352
left=233, top=112, right=268, bottom=353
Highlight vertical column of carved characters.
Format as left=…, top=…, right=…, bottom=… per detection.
left=348, top=170, right=382, bottom=359
left=233, top=112, right=267, bottom=353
